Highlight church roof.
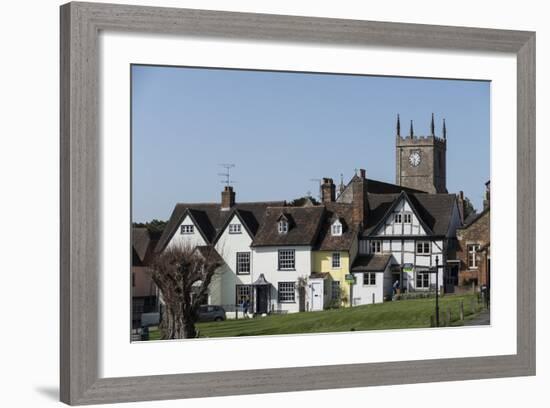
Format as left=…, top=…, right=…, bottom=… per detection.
left=337, top=176, right=425, bottom=203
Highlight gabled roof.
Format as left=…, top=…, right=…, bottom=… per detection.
left=194, top=245, right=224, bottom=265
left=351, top=254, right=393, bottom=272
left=212, top=208, right=260, bottom=244
left=314, top=202, right=357, bottom=251
left=337, top=176, right=425, bottom=203
left=459, top=207, right=490, bottom=229
left=364, top=191, right=434, bottom=236
left=132, top=227, right=161, bottom=265
left=156, top=201, right=285, bottom=252
left=363, top=192, right=458, bottom=237
left=251, top=206, right=325, bottom=247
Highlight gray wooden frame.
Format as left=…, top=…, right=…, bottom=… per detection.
left=60, top=2, right=536, bottom=405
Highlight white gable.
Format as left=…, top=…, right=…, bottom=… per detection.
left=215, top=213, right=253, bottom=256
left=166, top=214, right=207, bottom=249
left=375, top=198, right=427, bottom=236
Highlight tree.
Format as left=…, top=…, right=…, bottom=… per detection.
left=463, top=197, right=476, bottom=220
left=289, top=195, right=320, bottom=207
left=150, top=244, right=222, bottom=339
left=133, top=219, right=167, bottom=235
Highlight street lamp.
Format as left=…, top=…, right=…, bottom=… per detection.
left=435, top=256, right=440, bottom=327
left=430, top=256, right=443, bottom=327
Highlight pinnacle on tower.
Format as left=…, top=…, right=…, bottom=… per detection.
left=409, top=120, right=414, bottom=139
left=396, top=114, right=401, bottom=137
left=430, top=113, right=435, bottom=136
left=443, top=118, right=447, bottom=139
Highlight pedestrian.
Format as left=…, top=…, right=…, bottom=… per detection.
left=393, top=279, right=400, bottom=296
left=243, top=298, right=250, bottom=319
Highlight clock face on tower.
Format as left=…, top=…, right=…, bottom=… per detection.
left=408, top=151, right=421, bottom=167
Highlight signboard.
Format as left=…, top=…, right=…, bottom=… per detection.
left=345, top=274, right=356, bottom=283
left=403, top=263, right=414, bottom=273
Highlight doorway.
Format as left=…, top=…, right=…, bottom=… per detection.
left=255, top=286, right=269, bottom=314
left=310, top=281, right=323, bottom=311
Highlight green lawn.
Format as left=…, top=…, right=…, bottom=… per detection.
left=149, top=293, right=485, bottom=340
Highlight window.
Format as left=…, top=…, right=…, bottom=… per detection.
left=278, top=282, right=295, bottom=302
left=370, top=240, right=382, bottom=254
left=331, top=221, right=342, bottom=236
left=363, top=272, right=376, bottom=285
left=235, top=285, right=251, bottom=305
left=468, top=244, right=480, bottom=268
left=332, top=252, right=341, bottom=268
left=416, top=271, right=430, bottom=288
left=278, top=220, right=288, bottom=234
left=229, top=224, right=242, bottom=234
left=236, top=252, right=251, bottom=274
left=180, top=225, right=194, bottom=234
left=331, top=281, right=341, bottom=300
left=394, top=213, right=402, bottom=223
left=278, top=249, right=295, bottom=270
left=403, top=213, right=412, bottom=223
left=416, top=241, right=431, bottom=254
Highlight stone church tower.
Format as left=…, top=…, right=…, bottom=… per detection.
left=395, top=114, right=447, bottom=193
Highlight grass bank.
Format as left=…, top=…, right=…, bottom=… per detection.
left=149, top=293, right=486, bottom=340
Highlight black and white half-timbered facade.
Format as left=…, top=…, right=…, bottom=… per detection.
left=358, top=191, right=461, bottom=293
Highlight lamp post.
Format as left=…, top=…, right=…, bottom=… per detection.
left=435, top=256, right=440, bottom=327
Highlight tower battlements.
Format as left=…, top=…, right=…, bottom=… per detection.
left=395, top=113, right=447, bottom=194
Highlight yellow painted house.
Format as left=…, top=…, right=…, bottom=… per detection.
left=312, top=202, right=358, bottom=307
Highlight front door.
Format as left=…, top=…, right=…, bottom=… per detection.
left=256, top=286, right=268, bottom=314
left=311, top=282, right=323, bottom=311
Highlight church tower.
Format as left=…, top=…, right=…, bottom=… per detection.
left=395, top=114, right=447, bottom=193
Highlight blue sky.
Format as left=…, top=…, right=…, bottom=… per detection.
left=132, top=65, right=490, bottom=222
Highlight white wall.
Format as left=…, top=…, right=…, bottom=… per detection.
left=2, top=1, right=547, bottom=408
left=166, top=214, right=207, bottom=249
left=351, top=270, right=386, bottom=305
left=253, top=245, right=312, bottom=313
left=214, top=215, right=254, bottom=312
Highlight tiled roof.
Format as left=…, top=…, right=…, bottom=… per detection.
left=194, top=245, right=224, bottom=265
left=132, top=227, right=160, bottom=265
left=337, top=176, right=425, bottom=203
left=251, top=206, right=325, bottom=247
left=363, top=192, right=458, bottom=237
left=314, top=202, right=358, bottom=251
left=460, top=207, right=490, bottom=229
left=351, top=254, right=393, bottom=272
left=156, top=201, right=285, bottom=252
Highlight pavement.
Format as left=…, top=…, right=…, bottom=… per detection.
left=463, top=309, right=491, bottom=326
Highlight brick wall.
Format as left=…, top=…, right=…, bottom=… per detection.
left=456, top=210, right=490, bottom=286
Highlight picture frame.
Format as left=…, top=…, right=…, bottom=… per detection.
left=60, top=2, right=536, bottom=405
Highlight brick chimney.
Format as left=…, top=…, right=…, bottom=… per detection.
left=221, top=186, right=235, bottom=210
left=457, top=191, right=465, bottom=223
left=321, top=178, right=335, bottom=203
left=351, top=169, right=368, bottom=227
left=483, top=181, right=490, bottom=210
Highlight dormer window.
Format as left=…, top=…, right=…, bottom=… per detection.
left=331, top=220, right=342, bottom=236
left=278, top=220, right=289, bottom=234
